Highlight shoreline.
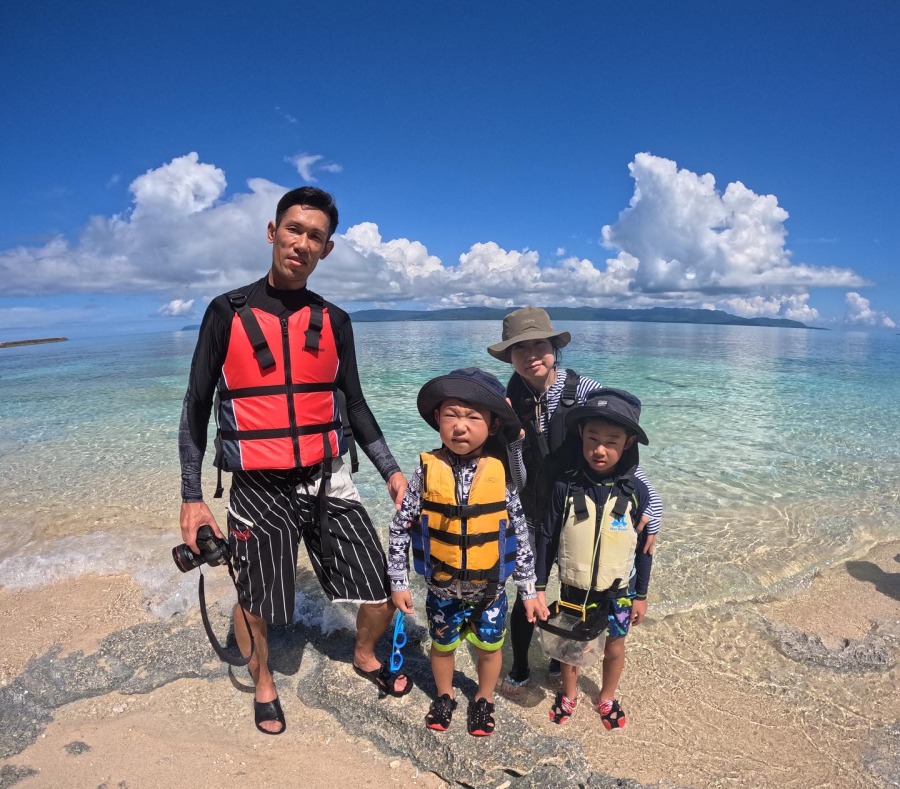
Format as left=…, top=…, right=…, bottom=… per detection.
left=0, top=542, right=897, bottom=788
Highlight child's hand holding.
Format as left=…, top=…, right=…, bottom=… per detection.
left=392, top=590, right=415, bottom=614
left=522, top=596, right=540, bottom=623
left=632, top=598, right=648, bottom=625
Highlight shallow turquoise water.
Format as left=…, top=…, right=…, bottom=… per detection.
left=0, top=321, right=897, bottom=616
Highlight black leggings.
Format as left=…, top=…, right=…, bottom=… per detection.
left=508, top=592, right=560, bottom=682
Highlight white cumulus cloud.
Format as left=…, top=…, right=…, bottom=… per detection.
left=158, top=298, right=195, bottom=317
left=0, top=152, right=883, bottom=326
left=845, top=292, right=896, bottom=328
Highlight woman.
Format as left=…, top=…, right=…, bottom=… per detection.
left=487, top=307, right=662, bottom=698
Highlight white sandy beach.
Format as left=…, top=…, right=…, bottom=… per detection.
left=1, top=542, right=897, bottom=788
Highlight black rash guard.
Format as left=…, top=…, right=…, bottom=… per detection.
left=179, top=277, right=401, bottom=502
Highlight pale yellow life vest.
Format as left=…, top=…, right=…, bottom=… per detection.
left=558, top=481, right=637, bottom=594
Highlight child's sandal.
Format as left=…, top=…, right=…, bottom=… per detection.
left=467, top=697, right=495, bottom=737
left=595, top=697, right=626, bottom=729
left=425, top=694, right=457, bottom=731
left=548, top=692, right=577, bottom=725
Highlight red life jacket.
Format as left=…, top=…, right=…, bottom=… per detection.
left=215, top=298, right=344, bottom=472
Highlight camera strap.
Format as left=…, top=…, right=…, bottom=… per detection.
left=198, top=560, right=256, bottom=667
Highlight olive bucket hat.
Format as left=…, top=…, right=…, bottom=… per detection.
left=417, top=367, right=521, bottom=442
left=487, top=307, right=572, bottom=362
left=564, top=388, right=649, bottom=446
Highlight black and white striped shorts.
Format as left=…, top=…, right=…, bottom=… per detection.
left=226, top=458, right=391, bottom=625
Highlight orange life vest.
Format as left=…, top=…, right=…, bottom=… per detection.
left=215, top=301, right=343, bottom=471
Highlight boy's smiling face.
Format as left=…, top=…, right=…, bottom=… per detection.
left=580, top=418, right=635, bottom=475
left=436, top=397, right=498, bottom=459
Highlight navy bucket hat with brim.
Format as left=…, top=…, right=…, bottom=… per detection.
left=417, top=367, right=521, bottom=442
left=564, top=388, right=649, bottom=445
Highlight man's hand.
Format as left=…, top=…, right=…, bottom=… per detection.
left=387, top=471, right=407, bottom=510
left=631, top=598, right=648, bottom=626
left=391, top=590, right=414, bottom=614
left=180, top=501, right=223, bottom=553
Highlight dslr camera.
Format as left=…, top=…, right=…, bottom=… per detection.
left=172, top=525, right=231, bottom=573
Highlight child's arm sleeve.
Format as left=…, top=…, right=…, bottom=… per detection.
left=633, top=481, right=656, bottom=599
left=507, top=435, right=526, bottom=492
left=387, top=466, right=423, bottom=592
left=634, top=465, right=662, bottom=535
left=507, top=487, right=537, bottom=599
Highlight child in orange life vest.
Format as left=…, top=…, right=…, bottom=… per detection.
left=388, top=368, right=542, bottom=736
left=535, top=388, right=656, bottom=729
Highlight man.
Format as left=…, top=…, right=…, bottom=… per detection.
left=179, top=186, right=410, bottom=735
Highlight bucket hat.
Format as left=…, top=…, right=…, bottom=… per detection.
left=417, top=367, right=521, bottom=442
left=487, top=307, right=572, bottom=362
left=564, top=388, right=649, bottom=445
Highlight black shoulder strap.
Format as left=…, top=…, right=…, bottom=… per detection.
left=305, top=300, right=323, bottom=351
left=611, top=472, right=636, bottom=519
left=226, top=290, right=276, bottom=371
left=547, top=369, right=579, bottom=452
left=560, top=368, right=579, bottom=407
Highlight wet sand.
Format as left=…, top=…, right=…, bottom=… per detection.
left=1, top=543, right=897, bottom=788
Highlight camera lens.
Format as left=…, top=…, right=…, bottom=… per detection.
left=172, top=543, right=203, bottom=573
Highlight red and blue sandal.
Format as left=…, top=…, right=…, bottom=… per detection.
left=595, top=698, right=626, bottom=729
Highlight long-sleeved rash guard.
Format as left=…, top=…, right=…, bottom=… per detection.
left=179, top=277, right=401, bottom=502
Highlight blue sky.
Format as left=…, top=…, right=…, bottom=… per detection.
left=1, top=1, right=898, bottom=338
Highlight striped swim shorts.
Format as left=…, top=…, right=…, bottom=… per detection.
left=226, top=457, right=391, bottom=625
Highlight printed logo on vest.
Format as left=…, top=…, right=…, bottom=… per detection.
left=610, top=515, right=629, bottom=531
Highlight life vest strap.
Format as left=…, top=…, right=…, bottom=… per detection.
left=218, top=382, right=336, bottom=401
left=219, top=421, right=341, bottom=441
left=420, top=499, right=507, bottom=519
left=305, top=302, right=323, bottom=351
left=429, top=559, right=503, bottom=585
left=227, top=290, right=276, bottom=371
left=426, top=526, right=512, bottom=549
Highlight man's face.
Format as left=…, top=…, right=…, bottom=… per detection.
left=267, top=204, right=334, bottom=290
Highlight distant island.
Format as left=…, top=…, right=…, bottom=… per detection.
left=0, top=337, right=68, bottom=349
left=350, top=306, right=815, bottom=329
left=180, top=324, right=201, bottom=331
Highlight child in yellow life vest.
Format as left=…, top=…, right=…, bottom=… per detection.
left=535, top=388, right=656, bottom=729
left=388, top=368, right=541, bottom=737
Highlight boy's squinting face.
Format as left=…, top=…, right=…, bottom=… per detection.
left=436, top=398, right=497, bottom=459
left=580, top=419, right=635, bottom=474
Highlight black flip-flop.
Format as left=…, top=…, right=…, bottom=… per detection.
left=352, top=663, right=413, bottom=698
left=254, top=696, right=286, bottom=735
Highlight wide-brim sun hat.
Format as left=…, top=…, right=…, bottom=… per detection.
left=417, top=367, right=521, bottom=442
left=487, top=307, right=572, bottom=362
left=564, top=388, right=649, bottom=445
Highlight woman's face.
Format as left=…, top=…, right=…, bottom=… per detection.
left=509, top=338, right=556, bottom=388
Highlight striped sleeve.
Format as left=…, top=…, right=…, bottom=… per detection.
left=634, top=466, right=662, bottom=534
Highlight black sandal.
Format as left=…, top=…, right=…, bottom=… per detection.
left=425, top=694, right=457, bottom=731
left=353, top=662, right=413, bottom=698
left=466, top=697, right=495, bottom=737
left=254, top=696, right=286, bottom=735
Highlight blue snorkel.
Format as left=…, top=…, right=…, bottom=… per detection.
left=389, top=611, right=407, bottom=673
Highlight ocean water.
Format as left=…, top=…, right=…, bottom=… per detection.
left=0, top=321, right=898, bottom=619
